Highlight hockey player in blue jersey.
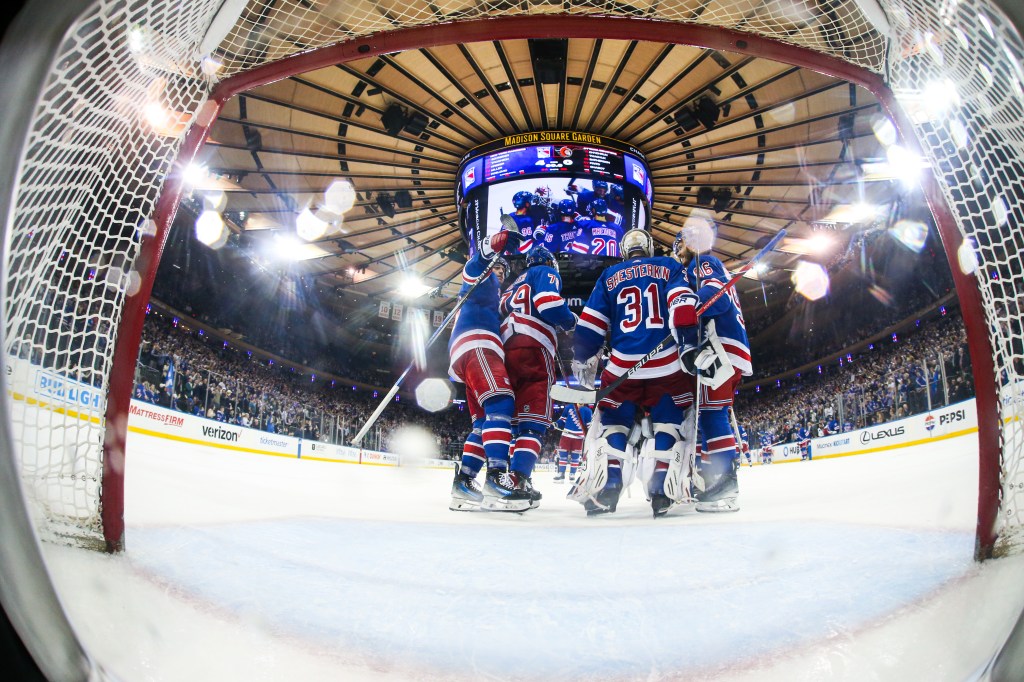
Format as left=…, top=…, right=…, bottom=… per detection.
left=760, top=432, right=774, bottom=464
left=570, top=229, right=696, bottom=518
left=448, top=227, right=534, bottom=513
left=543, top=199, right=581, bottom=253
left=553, top=403, right=593, bottom=483
left=739, top=422, right=752, bottom=466
left=670, top=222, right=752, bottom=512
left=509, top=190, right=546, bottom=254
left=798, top=423, right=811, bottom=460
left=607, top=183, right=626, bottom=217
left=568, top=199, right=625, bottom=256
left=499, top=245, right=577, bottom=507
left=567, top=179, right=609, bottom=215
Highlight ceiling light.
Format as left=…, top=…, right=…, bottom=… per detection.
left=397, top=274, right=432, bottom=299
left=182, top=162, right=208, bottom=187
left=792, top=261, right=830, bottom=301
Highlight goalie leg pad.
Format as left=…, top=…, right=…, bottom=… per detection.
left=567, top=425, right=628, bottom=508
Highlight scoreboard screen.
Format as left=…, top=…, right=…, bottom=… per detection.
left=457, top=132, right=653, bottom=259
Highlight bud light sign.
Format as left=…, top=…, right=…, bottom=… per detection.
left=35, top=370, right=102, bottom=410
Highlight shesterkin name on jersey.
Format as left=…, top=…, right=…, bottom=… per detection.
left=604, top=263, right=674, bottom=290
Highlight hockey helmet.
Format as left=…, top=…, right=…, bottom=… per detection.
left=512, top=190, right=534, bottom=210
left=556, top=199, right=577, bottom=219
left=590, top=198, right=608, bottom=217
left=620, top=229, right=653, bottom=259
left=593, top=180, right=608, bottom=193
left=526, top=245, right=557, bottom=271
left=610, top=183, right=623, bottom=200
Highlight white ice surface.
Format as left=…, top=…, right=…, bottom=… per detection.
left=39, top=431, right=1024, bottom=681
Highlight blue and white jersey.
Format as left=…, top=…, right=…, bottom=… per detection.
left=543, top=219, right=580, bottom=252
left=760, top=433, right=774, bottom=450
left=826, top=418, right=840, bottom=434
left=510, top=212, right=545, bottom=254
left=573, top=255, right=689, bottom=380
left=798, top=426, right=810, bottom=445
left=448, top=252, right=505, bottom=377
left=567, top=217, right=624, bottom=257
left=678, top=254, right=752, bottom=376
left=558, top=404, right=593, bottom=438
left=739, top=423, right=749, bottom=448
left=499, top=264, right=575, bottom=357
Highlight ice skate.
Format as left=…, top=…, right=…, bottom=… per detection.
left=695, top=465, right=739, bottom=513
left=449, top=470, right=484, bottom=511
left=482, top=468, right=533, bottom=512
left=510, top=471, right=542, bottom=509
left=552, top=471, right=565, bottom=484
left=650, top=492, right=673, bottom=518
left=583, top=482, right=622, bottom=516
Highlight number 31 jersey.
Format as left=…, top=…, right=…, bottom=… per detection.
left=574, top=255, right=689, bottom=380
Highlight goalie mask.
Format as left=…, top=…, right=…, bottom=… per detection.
left=620, top=229, right=653, bottom=259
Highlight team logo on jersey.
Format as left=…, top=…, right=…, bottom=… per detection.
left=924, top=413, right=935, bottom=433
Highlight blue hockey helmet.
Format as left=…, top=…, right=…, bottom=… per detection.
left=593, top=180, right=608, bottom=192
left=526, top=245, right=556, bottom=270
left=556, top=199, right=577, bottom=218
left=590, top=198, right=608, bottom=216
left=610, top=183, right=623, bottom=200
left=512, top=190, right=534, bottom=209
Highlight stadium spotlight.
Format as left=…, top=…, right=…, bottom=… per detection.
left=398, top=274, right=431, bottom=299
left=885, top=144, right=929, bottom=187
left=182, top=162, right=208, bottom=187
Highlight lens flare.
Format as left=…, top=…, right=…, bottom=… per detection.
left=889, top=219, right=929, bottom=252
left=792, top=261, right=829, bottom=301
left=415, top=378, right=453, bottom=412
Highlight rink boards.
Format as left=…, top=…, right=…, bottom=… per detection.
left=757, top=399, right=978, bottom=463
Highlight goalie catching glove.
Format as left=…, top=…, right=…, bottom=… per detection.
left=571, top=354, right=600, bottom=389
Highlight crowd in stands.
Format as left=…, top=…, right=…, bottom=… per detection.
left=133, top=311, right=466, bottom=455
left=735, top=311, right=974, bottom=446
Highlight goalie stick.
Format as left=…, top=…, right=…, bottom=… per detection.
left=550, top=229, right=786, bottom=405
left=352, top=215, right=520, bottom=445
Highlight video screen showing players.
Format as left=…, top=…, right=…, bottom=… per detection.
left=458, top=133, right=652, bottom=259
left=484, top=177, right=639, bottom=257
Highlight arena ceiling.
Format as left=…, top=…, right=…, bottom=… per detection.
left=192, top=12, right=910, bottom=310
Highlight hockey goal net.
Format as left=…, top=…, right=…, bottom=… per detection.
left=2, top=0, right=1021, bottom=556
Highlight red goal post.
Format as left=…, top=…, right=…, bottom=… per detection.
left=0, top=0, right=1020, bottom=562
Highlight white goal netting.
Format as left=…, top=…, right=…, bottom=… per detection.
left=2, top=0, right=1022, bottom=555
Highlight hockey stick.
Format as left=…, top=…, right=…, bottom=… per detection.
left=352, top=216, right=519, bottom=445
left=550, top=229, right=786, bottom=405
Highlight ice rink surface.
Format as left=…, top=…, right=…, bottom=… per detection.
left=40, top=430, right=1024, bottom=681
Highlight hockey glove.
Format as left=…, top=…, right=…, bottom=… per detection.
left=571, top=354, right=600, bottom=389
left=680, top=346, right=718, bottom=376
left=481, top=229, right=523, bottom=258
left=558, top=312, right=579, bottom=332
left=671, top=293, right=699, bottom=328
